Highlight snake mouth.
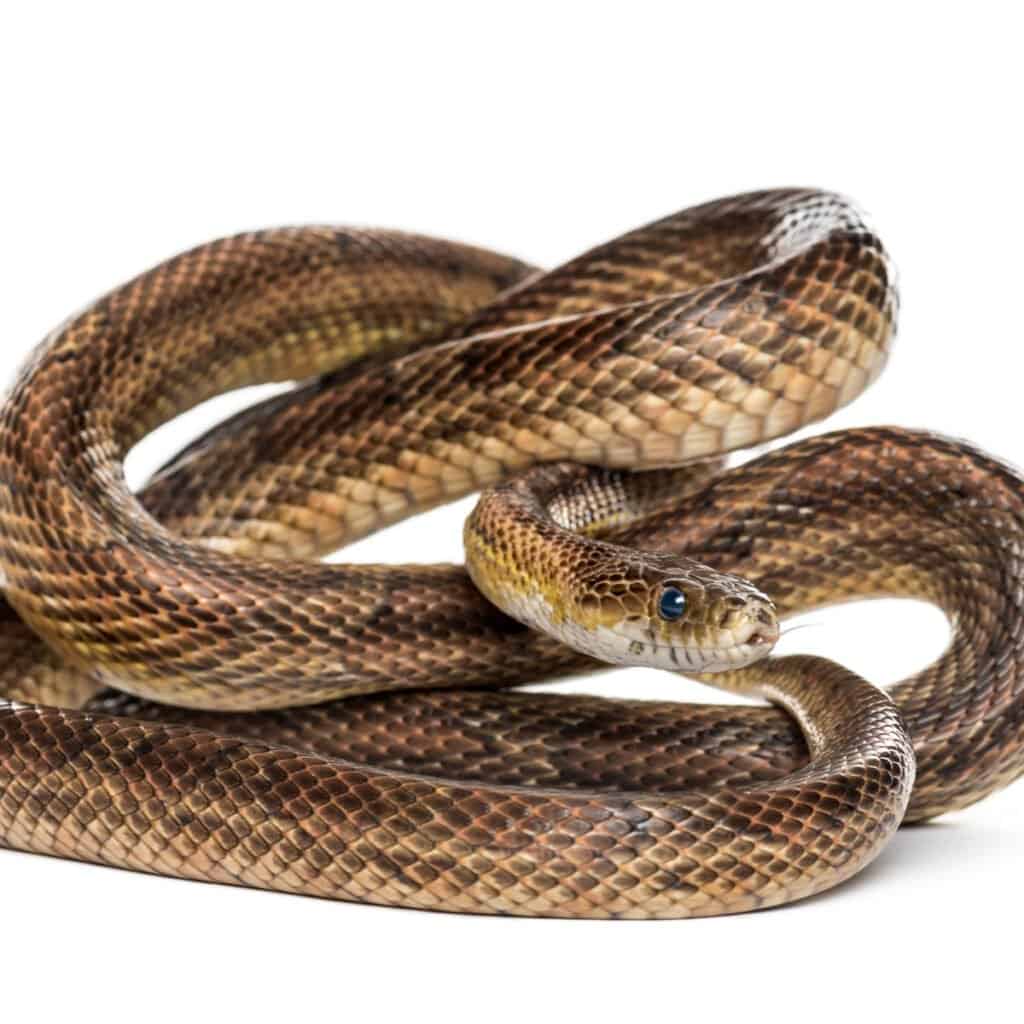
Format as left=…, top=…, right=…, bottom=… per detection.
left=693, top=617, right=781, bottom=672
left=652, top=623, right=779, bottom=674
left=736, top=615, right=781, bottom=651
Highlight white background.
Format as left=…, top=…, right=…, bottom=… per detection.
left=2, top=3, right=1020, bottom=1022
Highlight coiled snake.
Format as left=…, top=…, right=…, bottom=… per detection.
left=0, top=189, right=1020, bottom=918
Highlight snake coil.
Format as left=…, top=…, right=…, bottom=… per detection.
left=0, top=189, right=1020, bottom=918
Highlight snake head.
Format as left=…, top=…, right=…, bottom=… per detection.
left=568, top=551, right=779, bottom=673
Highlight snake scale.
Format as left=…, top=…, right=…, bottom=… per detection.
left=0, top=188, right=1021, bottom=918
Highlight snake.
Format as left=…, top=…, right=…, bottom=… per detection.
left=0, top=188, right=1021, bottom=918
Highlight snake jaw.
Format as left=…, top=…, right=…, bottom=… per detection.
left=709, top=606, right=780, bottom=670
left=652, top=591, right=780, bottom=673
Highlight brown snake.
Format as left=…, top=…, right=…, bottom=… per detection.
left=0, top=189, right=1020, bottom=918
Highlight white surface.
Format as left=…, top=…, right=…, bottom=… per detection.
left=1, top=3, right=1021, bottom=1022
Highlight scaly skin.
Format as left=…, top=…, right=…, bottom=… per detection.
left=4, top=190, right=1005, bottom=918
left=0, top=190, right=894, bottom=708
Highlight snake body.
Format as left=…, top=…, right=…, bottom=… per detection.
left=0, top=189, right=1019, bottom=917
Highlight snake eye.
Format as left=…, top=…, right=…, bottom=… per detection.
left=658, top=586, right=686, bottom=621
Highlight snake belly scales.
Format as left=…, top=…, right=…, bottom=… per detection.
left=0, top=188, right=1021, bottom=919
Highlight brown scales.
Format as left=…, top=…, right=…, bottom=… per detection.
left=0, top=190, right=1011, bottom=918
